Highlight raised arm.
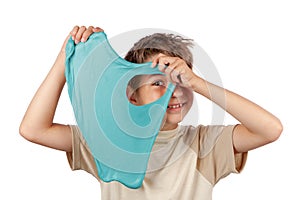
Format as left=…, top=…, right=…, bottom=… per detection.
left=192, top=78, right=283, bottom=153
left=152, top=55, right=283, bottom=153
left=19, top=26, right=103, bottom=152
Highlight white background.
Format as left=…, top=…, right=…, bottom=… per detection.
left=1, top=0, right=299, bottom=199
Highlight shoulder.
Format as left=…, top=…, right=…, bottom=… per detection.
left=184, top=124, right=236, bottom=158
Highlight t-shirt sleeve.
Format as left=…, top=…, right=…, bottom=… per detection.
left=66, top=125, right=100, bottom=181
left=198, top=125, right=247, bottom=185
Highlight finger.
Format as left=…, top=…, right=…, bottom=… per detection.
left=151, top=60, right=158, bottom=68
left=171, top=69, right=181, bottom=83
left=158, top=63, right=168, bottom=72
left=165, top=64, right=180, bottom=83
left=164, top=57, right=180, bottom=75
left=93, top=26, right=104, bottom=32
left=167, top=59, right=185, bottom=83
left=157, top=56, right=175, bottom=72
left=70, top=25, right=80, bottom=40
left=74, top=26, right=87, bottom=44
left=161, top=64, right=175, bottom=84
left=81, top=26, right=94, bottom=42
left=151, top=55, right=160, bottom=68
left=151, top=53, right=169, bottom=68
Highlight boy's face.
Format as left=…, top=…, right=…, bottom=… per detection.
left=128, top=56, right=193, bottom=130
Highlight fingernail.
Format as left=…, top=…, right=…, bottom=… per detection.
left=152, top=62, right=158, bottom=68
left=81, top=38, right=85, bottom=42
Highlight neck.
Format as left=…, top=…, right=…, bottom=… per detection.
left=160, top=123, right=178, bottom=131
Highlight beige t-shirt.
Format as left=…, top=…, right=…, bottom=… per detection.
left=67, top=124, right=247, bottom=200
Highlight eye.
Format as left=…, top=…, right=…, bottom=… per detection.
left=152, top=80, right=165, bottom=87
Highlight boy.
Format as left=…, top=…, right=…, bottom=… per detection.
left=20, top=25, right=283, bottom=199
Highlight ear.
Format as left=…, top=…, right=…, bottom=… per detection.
left=126, top=86, right=138, bottom=105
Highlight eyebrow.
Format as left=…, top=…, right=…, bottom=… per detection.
left=138, top=74, right=166, bottom=85
left=148, top=74, right=166, bottom=81
left=149, top=74, right=165, bottom=78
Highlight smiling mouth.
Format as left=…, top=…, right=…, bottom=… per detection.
left=167, top=103, right=184, bottom=109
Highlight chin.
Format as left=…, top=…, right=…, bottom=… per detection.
left=165, top=117, right=183, bottom=126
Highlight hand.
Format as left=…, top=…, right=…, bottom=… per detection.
left=56, top=25, right=103, bottom=71
left=70, top=25, right=103, bottom=44
left=151, top=54, right=197, bottom=89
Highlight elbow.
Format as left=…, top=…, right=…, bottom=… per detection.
left=19, top=123, right=38, bottom=143
left=267, top=119, right=283, bottom=143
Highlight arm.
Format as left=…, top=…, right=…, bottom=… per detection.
left=191, top=78, right=283, bottom=153
left=152, top=55, right=283, bottom=153
left=19, top=26, right=103, bottom=152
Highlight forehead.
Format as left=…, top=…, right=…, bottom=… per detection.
left=144, top=53, right=166, bottom=62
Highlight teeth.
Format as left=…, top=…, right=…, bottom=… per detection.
left=168, top=104, right=183, bottom=109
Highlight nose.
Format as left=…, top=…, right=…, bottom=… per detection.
left=171, top=85, right=183, bottom=98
